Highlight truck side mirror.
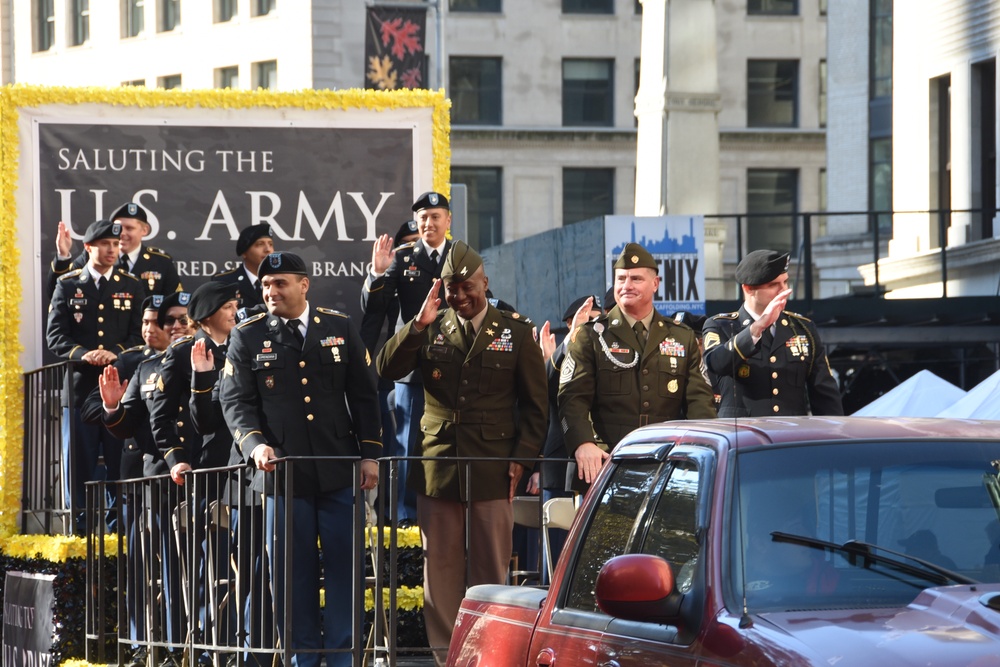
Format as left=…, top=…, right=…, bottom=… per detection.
left=595, top=553, right=683, bottom=622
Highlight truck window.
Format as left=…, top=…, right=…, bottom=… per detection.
left=563, top=461, right=661, bottom=612
left=638, top=462, right=700, bottom=592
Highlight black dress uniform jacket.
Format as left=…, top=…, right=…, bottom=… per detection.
left=101, top=347, right=171, bottom=477
left=49, top=245, right=180, bottom=300
left=376, top=304, right=549, bottom=502
left=219, top=307, right=382, bottom=496
left=702, top=305, right=844, bottom=418
left=47, top=266, right=145, bottom=401
left=558, top=305, right=716, bottom=455
left=212, top=266, right=263, bottom=309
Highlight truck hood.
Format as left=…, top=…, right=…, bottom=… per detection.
left=755, top=585, right=1000, bottom=665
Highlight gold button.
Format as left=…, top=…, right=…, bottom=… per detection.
left=772, top=388, right=779, bottom=395
left=177, top=421, right=184, bottom=427
left=642, top=401, right=650, bottom=408
left=98, top=330, right=104, bottom=336
left=299, top=361, right=306, bottom=368
left=306, top=414, right=314, bottom=421
left=99, top=304, right=105, bottom=310
left=772, top=405, right=779, bottom=413
left=771, top=372, right=778, bottom=379
left=179, top=437, right=185, bottom=443
left=264, top=362, right=270, bottom=368
left=98, top=317, right=104, bottom=323
left=642, top=369, right=649, bottom=375
left=97, top=345, right=104, bottom=350
left=178, top=406, right=184, bottom=412
left=642, top=385, right=649, bottom=391
left=304, top=396, right=311, bottom=403
left=301, top=378, right=308, bottom=385
left=770, top=356, right=777, bottom=363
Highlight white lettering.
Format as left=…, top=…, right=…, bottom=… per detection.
left=348, top=192, right=394, bottom=242
left=195, top=191, right=240, bottom=241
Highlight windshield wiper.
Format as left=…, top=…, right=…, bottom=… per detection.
left=771, top=531, right=977, bottom=586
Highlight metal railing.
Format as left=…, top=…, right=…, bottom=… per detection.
left=22, top=362, right=75, bottom=535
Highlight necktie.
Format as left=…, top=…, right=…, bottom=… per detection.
left=97, top=275, right=108, bottom=294
left=463, top=321, right=476, bottom=349
left=287, top=319, right=305, bottom=349
left=633, top=321, right=647, bottom=345
left=430, top=249, right=440, bottom=264
left=117, top=255, right=130, bottom=273
left=761, top=325, right=774, bottom=351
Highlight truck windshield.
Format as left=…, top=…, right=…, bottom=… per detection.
left=729, top=439, right=1000, bottom=612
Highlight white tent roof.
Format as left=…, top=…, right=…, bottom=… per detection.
left=852, top=369, right=966, bottom=417
left=936, top=368, right=1000, bottom=419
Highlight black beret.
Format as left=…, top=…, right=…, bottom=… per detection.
left=441, top=241, right=483, bottom=282
left=735, top=249, right=790, bottom=286
left=141, top=294, right=165, bottom=313
left=394, top=219, right=419, bottom=247
left=188, top=283, right=238, bottom=322
left=604, top=287, right=616, bottom=311
left=412, top=191, right=449, bottom=212
left=110, top=202, right=149, bottom=224
left=672, top=311, right=707, bottom=334
left=156, top=291, right=192, bottom=328
left=83, top=219, right=121, bottom=243
left=613, top=242, right=657, bottom=272
left=562, top=294, right=603, bottom=322
left=256, top=252, right=308, bottom=279
left=236, top=224, right=273, bottom=256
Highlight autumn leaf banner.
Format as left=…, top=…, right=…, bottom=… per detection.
left=365, top=6, right=428, bottom=90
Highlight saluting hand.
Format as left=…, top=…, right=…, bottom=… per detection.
left=98, top=365, right=127, bottom=410
left=191, top=338, right=215, bottom=372
left=538, top=321, right=556, bottom=362
left=56, top=220, right=72, bottom=257
left=413, top=279, right=442, bottom=331
left=371, top=234, right=396, bottom=275
left=570, top=297, right=596, bottom=332
left=751, top=288, right=792, bottom=337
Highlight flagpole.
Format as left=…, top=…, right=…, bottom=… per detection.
left=368, top=0, right=444, bottom=89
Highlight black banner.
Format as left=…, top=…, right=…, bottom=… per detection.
left=36, top=120, right=416, bottom=323
left=2, top=572, right=55, bottom=667
left=365, top=6, right=428, bottom=90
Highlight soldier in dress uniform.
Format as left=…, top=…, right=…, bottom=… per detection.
left=558, top=243, right=716, bottom=487
left=363, top=192, right=453, bottom=524
left=219, top=252, right=381, bottom=667
left=702, top=249, right=843, bottom=417
left=212, top=224, right=275, bottom=310
left=48, top=201, right=182, bottom=299
left=46, top=218, right=146, bottom=527
left=376, top=241, right=548, bottom=665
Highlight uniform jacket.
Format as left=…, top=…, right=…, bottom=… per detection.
left=102, top=347, right=171, bottom=478
left=558, top=305, right=716, bottom=454
left=363, top=238, right=451, bottom=384
left=149, top=330, right=230, bottom=471
left=376, top=304, right=549, bottom=502
left=49, top=245, right=180, bottom=300
left=212, top=265, right=263, bottom=309
left=702, top=305, right=844, bottom=418
left=219, top=306, right=382, bottom=496
left=46, top=266, right=145, bottom=401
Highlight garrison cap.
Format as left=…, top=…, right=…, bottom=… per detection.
left=236, top=224, right=273, bottom=256
left=256, top=252, right=308, bottom=279
left=394, top=219, right=420, bottom=247
left=110, top=202, right=149, bottom=225
left=141, top=294, right=165, bottom=313
left=83, top=219, right=122, bottom=244
left=735, top=249, right=790, bottom=286
left=613, top=242, right=657, bottom=272
left=672, top=311, right=707, bottom=334
left=188, top=282, right=238, bottom=322
left=441, top=241, right=483, bottom=282
left=412, top=191, right=449, bottom=212
left=157, top=291, right=192, bottom=328
left=562, top=294, right=603, bottom=322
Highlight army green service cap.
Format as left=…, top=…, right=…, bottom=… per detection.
left=613, top=242, right=657, bottom=272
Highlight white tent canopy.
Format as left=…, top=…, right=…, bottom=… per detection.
left=852, top=369, right=966, bottom=417
left=936, top=369, right=1000, bottom=419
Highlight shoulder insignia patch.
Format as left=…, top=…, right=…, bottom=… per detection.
left=316, top=307, right=348, bottom=318
left=236, top=312, right=267, bottom=328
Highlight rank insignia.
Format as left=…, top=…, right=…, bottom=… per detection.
left=224, top=359, right=234, bottom=377
left=265, top=376, right=275, bottom=389
left=704, top=332, right=721, bottom=350
left=559, top=355, right=576, bottom=385
left=432, top=368, right=442, bottom=380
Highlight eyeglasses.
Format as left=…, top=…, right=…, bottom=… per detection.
left=164, top=315, right=190, bottom=326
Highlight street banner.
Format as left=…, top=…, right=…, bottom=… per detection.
left=365, top=6, right=428, bottom=90
left=2, top=572, right=55, bottom=667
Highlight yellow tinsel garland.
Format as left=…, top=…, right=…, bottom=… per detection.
left=0, top=85, right=451, bottom=539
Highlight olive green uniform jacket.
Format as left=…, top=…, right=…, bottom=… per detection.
left=558, top=305, right=716, bottom=455
left=376, top=304, right=548, bottom=502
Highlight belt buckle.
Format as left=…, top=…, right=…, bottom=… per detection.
left=638, top=414, right=650, bottom=427
left=452, top=410, right=461, bottom=424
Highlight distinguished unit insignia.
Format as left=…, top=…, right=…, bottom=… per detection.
left=265, top=376, right=274, bottom=389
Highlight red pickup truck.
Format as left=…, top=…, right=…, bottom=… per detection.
left=446, top=417, right=1000, bottom=666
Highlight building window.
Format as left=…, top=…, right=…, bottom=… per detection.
left=747, top=0, right=797, bottom=15
left=635, top=1, right=642, bottom=14
left=123, top=0, right=144, bottom=38
left=449, top=0, right=501, bottom=11
left=450, top=57, right=502, bottom=125
left=122, top=79, right=145, bottom=86
left=870, top=138, right=892, bottom=235
left=633, top=58, right=640, bottom=128
left=563, top=0, right=614, bottom=14
left=253, top=60, right=277, bottom=89
left=159, top=74, right=182, bottom=89
left=563, top=59, right=614, bottom=127
left=253, top=0, right=276, bottom=17
left=71, top=0, right=90, bottom=46
left=216, top=66, right=239, bottom=89
left=453, top=168, right=503, bottom=250
left=32, top=0, right=55, bottom=52
left=819, top=0, right=827, bottom=15
left=215, top=0, right=237, bottom=23
left=747, top=169, right=798, bottom=253
left=747, top=59, right=798, bottom=128
left=564, top=168, right=614, bottom=226
left=159, top=0, right=180, bottom=32
left=819, top=59, right=827, bottom=128
left=871, top=0, right=892, bottom=99
left=818, top=168, right=827, bottom=237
